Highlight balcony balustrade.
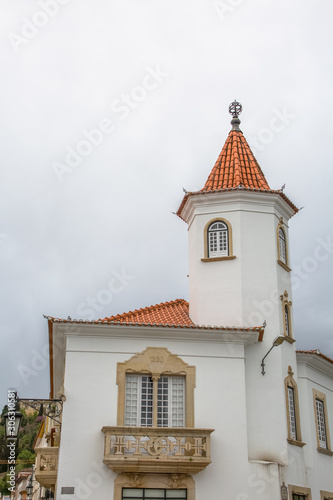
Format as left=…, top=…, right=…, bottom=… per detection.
left=102, top=426, right=214, bottom=474
left=34, top=447, right=59, bottom=488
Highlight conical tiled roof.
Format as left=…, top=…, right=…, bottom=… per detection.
left=201, top=130, right=270, bottom=191
left=177, top=102, right=298, bottom=219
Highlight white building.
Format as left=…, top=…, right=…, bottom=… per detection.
left=40, top=102, right=333, bottom=500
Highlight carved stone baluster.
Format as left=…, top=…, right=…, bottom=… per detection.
left=127, top=436, right=142, bottom=456
left=173, top=436, right=187, bottom=456
left=192, top=437, right=207, bottom=457
left=114, top=436, right=126, bottom=455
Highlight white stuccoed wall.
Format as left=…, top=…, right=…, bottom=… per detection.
left=53, top=325, right=333, bottom=499
left=185, top=191, right=294, bottom=334
left=54, top=327, right=271, bottom=500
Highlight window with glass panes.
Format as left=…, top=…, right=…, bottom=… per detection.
left=125, top=374, right=185, bottom=427
left=316, top=398, right=328, bottom=448
left=122, top=489, right=186, bottom=500
left=208, top=221, right=228, bottom=257
left=285, top=306, right=290, bottom=336
left=279, top=228, right=287, bottom=263
left=292, top=495, right=306, bottom=500
left=288, top=386, right=297, bottom=439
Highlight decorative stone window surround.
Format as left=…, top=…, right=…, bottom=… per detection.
left=312, top=388, right=333, bottom=456
left=280, top=290, right=295, bottom=343
left=117, top=347, right=195, bottom=427
left=288, top=485, right=312, bottom=500
left=284, top=366, right=305, bottom=447
left=114, top=473, right=195, bottom=500
left=320, top=491, right=333, bottom=500
left=201, top=217, right=236, bottom=262
left=277, top=217, right=291, bottom=272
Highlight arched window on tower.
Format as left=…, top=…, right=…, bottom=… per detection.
left=277, top=219, right=291, bottom=271
left=284, top=365, right=304, bottom=446
left=208, top=221, right=228, bottom=258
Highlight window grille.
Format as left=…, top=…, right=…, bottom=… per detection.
left=279, top=228, right=287, bottom=264
left=316, top=399, right=327, bottom=448
left=125, top=375, right=140, bottom=426
left=157, top=377, right=169, bottom=427
left=288, top=386, right=297, bottom=440
left=208, top=221, right=228, bottom=257
left=125, top=375, right=185, bottom=427
left=124, top=375, right=153, bottom=427
left=141, top=376, right=153, bottom=427
left=285, top=306, right=290, bottom=336
left=171, top=376, right=185, bottom=427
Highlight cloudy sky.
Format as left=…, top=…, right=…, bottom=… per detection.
left=1, top=0, right=333, bottom=408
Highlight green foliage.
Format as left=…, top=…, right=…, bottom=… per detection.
left=16, top=449, right=36, bottom=472
left=0, top=475, right=10, bottom=495
left=0, top=404, right=42, bottom=474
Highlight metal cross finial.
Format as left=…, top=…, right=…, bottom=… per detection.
left=229, top=100, right=242, bottom=131
left=229, top=100, right=242, bottom=118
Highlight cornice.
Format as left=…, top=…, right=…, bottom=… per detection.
left=296, top=352, right=333, bottom=379
left=180, top=189, right=296, bottom=227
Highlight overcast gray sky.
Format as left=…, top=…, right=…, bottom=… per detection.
left=1, top=0, right=333, bottom=408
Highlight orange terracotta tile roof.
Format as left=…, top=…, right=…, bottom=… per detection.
left=102, top=299, right=194, bottom=326
left=296, top=349, right=333, bottom=365
left=177, top=127, right=298, bottom=219
left=44, top=299, right=264, bottom=336
left=202, top=130, right=270, bottom=191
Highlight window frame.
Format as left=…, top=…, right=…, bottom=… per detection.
left=207, top=220, right=228, bottom=258
left=122, top=488, right=187, bottom=499
left=280, top=291, right=295, bottom=343
left=284, top=366, right=305, bottom=447
left=202, top=218, right=236, bottom=262
left=277, top=218, right=291, bottom=272
left=117, top=347, right=195, bottom=428
left=312, top=388, right=333, bottom=455
left=124, top=374, right=186, bottom=428
left=114, top=473, right=195, bottom=500
left=320, top=491, right=333, bottom=500
left=288, top=485, right=312, bottom=500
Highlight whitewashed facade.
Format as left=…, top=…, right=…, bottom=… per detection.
left=43, top=106, right=333, bottom=500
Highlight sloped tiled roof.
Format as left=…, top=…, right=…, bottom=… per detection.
left=102, top=299, right=194, bottom=326
left=201, top=130, right=270, bottom=191
left=45, top=299, right=264, bottom=336
left=296, top=349, right=333, bottom=365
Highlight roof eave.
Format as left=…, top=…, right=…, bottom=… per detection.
left=46, top=316, right=263, bottom=335
left=177, top=187, right=298, bottom=224
left=296, top=351, right=333, bottom=377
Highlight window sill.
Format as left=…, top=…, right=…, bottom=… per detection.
left=287, top=438, right=306, bottom=447
left=317, top=447, right=333, bottom=456
left=201, top=256, right=236, bottom=262
left=284, top=336, right=296, bottom=344
left=278, top=260, right=292, bottom=272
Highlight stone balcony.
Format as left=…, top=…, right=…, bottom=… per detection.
left=34, top=447, right=59, bottom=488
left=102, top=426, right=214, bottom=474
